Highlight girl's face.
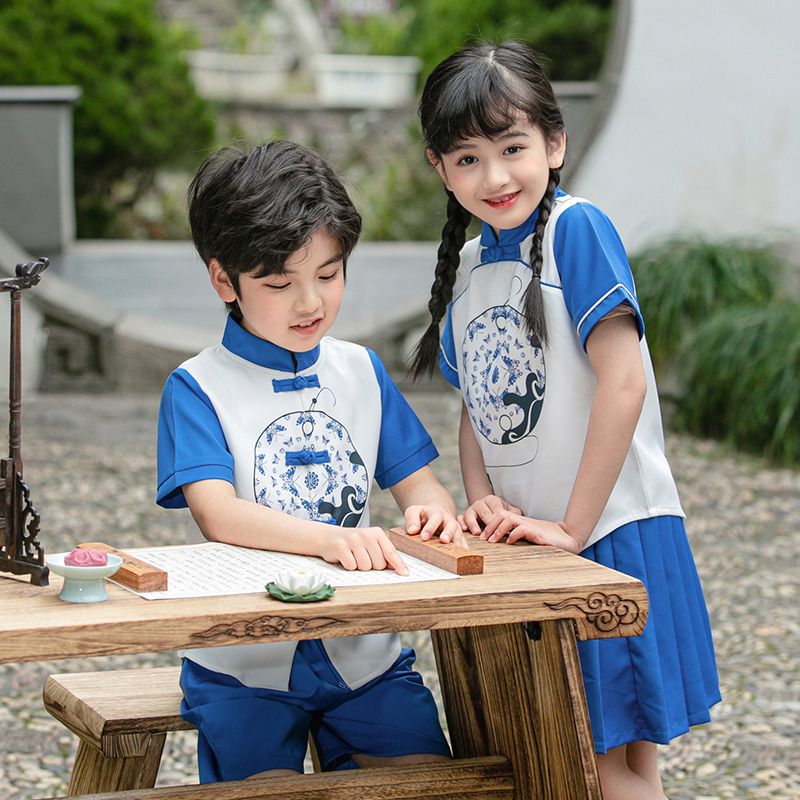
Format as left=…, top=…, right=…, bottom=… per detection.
left=209, top=228, right=345, bottom=352
left=430, top=117, right=566, bottom=234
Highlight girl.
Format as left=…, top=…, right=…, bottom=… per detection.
left=411, top=41, right=720, bottom=800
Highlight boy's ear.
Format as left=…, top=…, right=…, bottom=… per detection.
left=426, top=148, right=452, bottom=190
left=547, top=130, right=567, bottom=170
left=209, top=259, right=237, bottom=303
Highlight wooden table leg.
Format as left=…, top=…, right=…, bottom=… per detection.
left=432, top=618, right=602, bottom=800
left=67, top=734, right=166, bottom=795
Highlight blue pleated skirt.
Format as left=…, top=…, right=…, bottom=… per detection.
left=577, top=515, right=721, bottom=754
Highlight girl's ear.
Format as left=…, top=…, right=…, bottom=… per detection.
left=426, top=148, right=452, bottom=190
left=547, top=130, right=567, bottom=170
left=209, top=259, right=237, bottom=303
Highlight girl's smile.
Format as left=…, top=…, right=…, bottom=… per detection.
left=484, top=191, right=521, bottom=209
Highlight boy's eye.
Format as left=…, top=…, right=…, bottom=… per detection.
left=456, top=155, right=477, bottom=166
left=264, top=281, right=290, bottom=290
left=319, top=270, right=340, bottom=281
left=505, top=145, right=522, bottom=155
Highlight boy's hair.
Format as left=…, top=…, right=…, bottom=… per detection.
left=411, top=41, right=565, bottom=378
left=188, top=140, right=362, bottom=320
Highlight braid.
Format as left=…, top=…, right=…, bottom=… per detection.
left=522, top=168, right=560, bottom=348
left=410, top=190, right=472, bottom=378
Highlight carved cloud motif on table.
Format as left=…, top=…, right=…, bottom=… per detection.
left=192, top=614, right=340, bottom=641
left=545, top=591, right=644, bottom=635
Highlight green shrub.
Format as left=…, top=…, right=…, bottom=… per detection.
left=328, top=0, right=613, bottom=81
left=0, top=0, right=215, bottom=237
left=675, top=303, right=800, bottom=465
left=631, top=239, right=781, bottom=374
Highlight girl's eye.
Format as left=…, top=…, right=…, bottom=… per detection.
left=456, top=155, right=477, bottom=166
left=319, top=270, right=340, bottom=282
left=505, top=145, right=522, bottom=155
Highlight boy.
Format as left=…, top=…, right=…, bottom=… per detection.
left=157, top=141, right=459, bottom=782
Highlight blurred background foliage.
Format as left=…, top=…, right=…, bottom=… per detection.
left=632, top=240, right=799, bottom=465
left=0, top=0, right=796, bottom=463
left=331, top=0, right=613, bottom=80
left=0, top=0, right=215, bottom=237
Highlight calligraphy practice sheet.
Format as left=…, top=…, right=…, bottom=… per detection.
left=118, top=542, right=459, bottom=600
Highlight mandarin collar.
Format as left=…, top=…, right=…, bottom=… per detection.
left=479, top=187, right=566, bottom=252
left=221, top=316, right=320, bottom=373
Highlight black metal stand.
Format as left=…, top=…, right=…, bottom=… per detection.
left=0, top=258, right=49, bottom=585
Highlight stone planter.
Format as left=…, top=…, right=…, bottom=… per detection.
left=312, top=54, right=421, bottom=108
left=186, top=50, right=294, bottom=103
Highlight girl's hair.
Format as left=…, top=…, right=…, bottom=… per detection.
left=411, top=41, right=565, bottom=378
left=188, top=140, right=362, bottom=320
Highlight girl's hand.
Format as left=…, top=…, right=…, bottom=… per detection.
left=319, top=526, right=409, bottom=575
left=405, top=505, right=467, bottom=548
left=459, top=494, right=523, bottom=536
left=481, top=511, right=582, bottom=554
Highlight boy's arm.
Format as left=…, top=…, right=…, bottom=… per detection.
left=184, top=479, right=409, bottom=574
left=388, top=466, right=465, bottom=546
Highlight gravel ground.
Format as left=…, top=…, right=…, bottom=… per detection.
left=0, top=390, right=797, bottom=799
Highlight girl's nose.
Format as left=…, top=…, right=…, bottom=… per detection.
left=482, top=159, right=510, bottom=193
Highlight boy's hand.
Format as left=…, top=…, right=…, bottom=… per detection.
left=319, top=526, right=409, bottom=575
left=404, top=505, right=467, bottom=548
left=459, top=494, right=523, bottom=536
left=480, top=511, right=582, bottom=554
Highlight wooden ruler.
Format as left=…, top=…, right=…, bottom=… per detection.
left=387, top=528, right=483, bottom=575
left=77, top=542, right=168, bottom=592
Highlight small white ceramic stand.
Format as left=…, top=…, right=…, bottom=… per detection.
left=46, top=553, right=123, bottom=603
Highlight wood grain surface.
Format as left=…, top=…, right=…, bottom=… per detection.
left=1, top=539, right=647, bottom=665
left=51, top=757, right=515, bottom=800
left=387, top=528, right=484, bottom=574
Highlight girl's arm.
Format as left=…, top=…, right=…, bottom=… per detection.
left=459, top=401, right=493, bottom=503
left=389, top=465, right=465, bottom=546
left=459, top=400, right=523, bottom=534
left=482, top=314, right=646, bottom=551
left=183, top=479, right=409, bottom=574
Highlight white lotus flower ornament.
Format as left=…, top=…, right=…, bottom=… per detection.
left=274, top=569, right=328, bottom=596
left=266, top=568, right=335, bottom=602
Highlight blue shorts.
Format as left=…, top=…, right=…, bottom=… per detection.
left=180, top=641, right=450, bottom=782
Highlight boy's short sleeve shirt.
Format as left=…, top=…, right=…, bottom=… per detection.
left=157, top=317, right=438, bottom=509
left=155, top=317, right=440, bottom=693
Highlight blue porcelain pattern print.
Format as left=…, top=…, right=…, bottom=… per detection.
left=254, top=410, right=368, bottom=527
left=463, top=305, right=545, bottom=446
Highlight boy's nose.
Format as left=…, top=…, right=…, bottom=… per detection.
left=294, top=285, right=321, bottom=313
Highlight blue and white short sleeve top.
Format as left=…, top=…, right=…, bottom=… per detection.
left=440, top=192, right=683, bottom=549
left=157, top=316, right=438, bottom=690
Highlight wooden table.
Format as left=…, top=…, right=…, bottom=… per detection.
left=0, top=539, right=648, bottom=799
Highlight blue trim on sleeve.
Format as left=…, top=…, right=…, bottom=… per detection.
left=366, top=348, right=439, bottom=489
left=157, top=368, right=235, bottom=509
left=378, top=440, right=440, bottom=490
left=438, top=304, right=460, bottom=388
left=553, top=202, right=645, bottom=351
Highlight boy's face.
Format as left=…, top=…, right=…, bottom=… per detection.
left=210, top=228, right=345, bottom=352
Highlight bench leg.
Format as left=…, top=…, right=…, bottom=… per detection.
left=67, top=733, right=166, bottom=795
left=432, top=619, right=602, bottom=800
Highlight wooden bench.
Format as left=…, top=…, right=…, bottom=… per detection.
left=44, top=666, right=191, bottom=795
left=43, top=666, right=514, bottom=799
